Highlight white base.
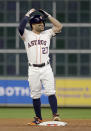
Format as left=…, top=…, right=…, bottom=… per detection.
left=39, top=121, right=67, bottom=126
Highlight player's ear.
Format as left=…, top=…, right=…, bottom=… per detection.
left=31, top=24, right=34, bottom=29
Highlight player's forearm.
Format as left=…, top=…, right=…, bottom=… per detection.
left=18, top=16, right=29, bottom=36
left=38, top=9, right=63, bottom=32
left=48, top=16, right=63, bottom=32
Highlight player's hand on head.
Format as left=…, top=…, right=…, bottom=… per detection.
left=25, top=8, right=36, bottom=17
left=38, top=9, right=51, bottom=19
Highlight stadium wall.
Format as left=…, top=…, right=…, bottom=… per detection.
left=0, top=78, right=91, bottom=107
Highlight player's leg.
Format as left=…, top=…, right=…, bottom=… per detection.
left=48, top=94, right=57, bottom=116
left=28, top=67, right=42, bottom=121
left=41, top=65, right=60, bottom=120
left=48, top=95, right=60, bottom=121
left=33, top=98, right=42, bottom=120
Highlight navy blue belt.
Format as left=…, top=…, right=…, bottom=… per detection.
left=29, top=61, right=49, bottom=67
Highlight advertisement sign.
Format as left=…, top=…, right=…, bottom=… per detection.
left=56, top=78, right=91, bottom=107
left=0, top=80, right=48, bottom=105
left=1, top=79, right=91, bottom=107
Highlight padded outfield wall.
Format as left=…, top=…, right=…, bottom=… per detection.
left=0, top=78, right=91, bottom=107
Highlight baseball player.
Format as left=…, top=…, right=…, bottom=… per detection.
left=18, top=8, right=63, bottom=125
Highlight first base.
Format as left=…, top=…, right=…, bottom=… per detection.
left=39, top=121, right=67, bottom=126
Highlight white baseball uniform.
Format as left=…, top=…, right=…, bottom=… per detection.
left=23, top=28, right=56, bottom=99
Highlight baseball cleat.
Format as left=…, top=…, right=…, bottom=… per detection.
left=27, top=117, right=43, bottom=126
left=53, top=114, right=60, bottom=121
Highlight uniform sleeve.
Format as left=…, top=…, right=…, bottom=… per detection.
left=23, top=29, right=30, bottom=41
left=18, top=16, right=29, bottom=36
left=46, top=28, right=56, bottom=38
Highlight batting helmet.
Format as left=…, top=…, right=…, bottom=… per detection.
left=29, top=14, right=45, bottom=26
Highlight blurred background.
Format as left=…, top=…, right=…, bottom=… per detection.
left=0, top=0, right=91, bottom=107
left=0, top=0, right=91, bottom=78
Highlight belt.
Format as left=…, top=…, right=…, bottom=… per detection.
left=29, top=61, right=49, bottom=67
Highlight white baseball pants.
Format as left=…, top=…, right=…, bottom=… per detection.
left=28, top=64, right=56, bottom=99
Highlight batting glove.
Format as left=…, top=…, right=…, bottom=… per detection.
left=38, top=9, right=51, bottom=19
left=25, top=8, right=36, bottom=17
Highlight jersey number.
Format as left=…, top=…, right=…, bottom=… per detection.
left=42, top=47, right=48, bottom=54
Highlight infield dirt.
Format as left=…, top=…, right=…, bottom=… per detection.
left=0, top=119, right=91, bottom=131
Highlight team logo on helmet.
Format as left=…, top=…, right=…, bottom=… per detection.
left=40, top=16, right=43, bottom=19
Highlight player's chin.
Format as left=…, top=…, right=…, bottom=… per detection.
left=41, top=28, right=44, bottom=31
left=40, top=27, right=44, bottom=31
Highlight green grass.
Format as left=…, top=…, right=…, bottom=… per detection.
left=0, top=108, right=91, bottom=119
